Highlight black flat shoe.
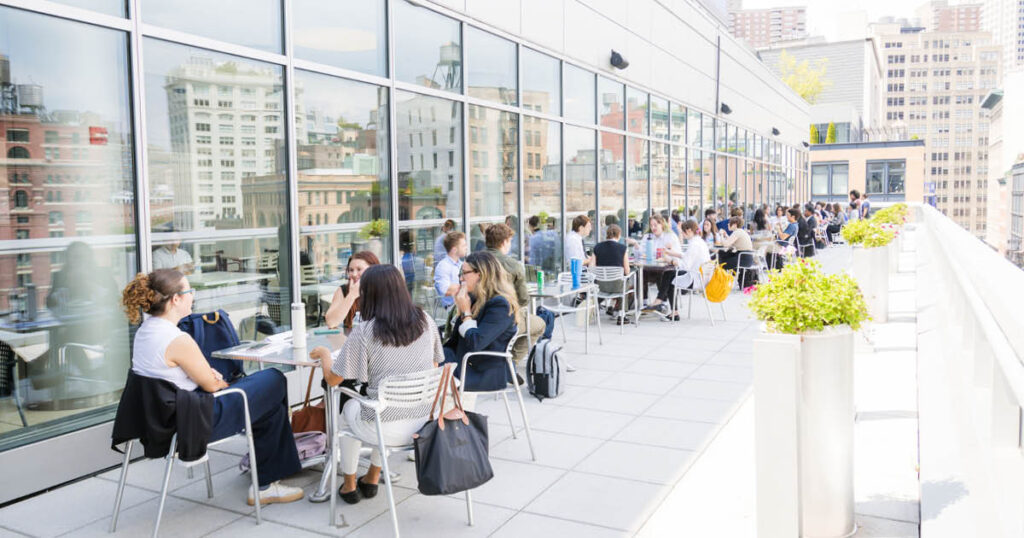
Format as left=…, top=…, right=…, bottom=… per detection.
left=357, top=476, right=379, bottom=499
left=338, top=485, right=362, bottom=504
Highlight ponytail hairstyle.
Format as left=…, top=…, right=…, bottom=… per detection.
left=121, top=268, right=185, bottom=324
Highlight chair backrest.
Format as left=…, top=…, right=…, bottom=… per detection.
left=504, top=329, right=523, bottom=354
left=376, top=366, right=447, bottom=413
left=300, top=265, right=318, bottom=284
left=557, top=271, right=594, bottom=284
left=588, top=266, right=625, bottom=282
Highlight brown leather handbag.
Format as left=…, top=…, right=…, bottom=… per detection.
left=291, top=367, right=326, bottom=434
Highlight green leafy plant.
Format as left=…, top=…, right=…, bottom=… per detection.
left=747, top=260, right=869, bottom=334
left=809, top=124, right=820, bottom=144
left=869, top=203, right=908, bottom=226
left=840, top=219, right=894, bottom=248
left=358, top=219, right=388, bottom=239
left=825, top=122, right=837, bottom=144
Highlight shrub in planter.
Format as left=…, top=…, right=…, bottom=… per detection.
left=747, top=259, right=869, bottom=334
left=840, top=218, right=894, bottom=248
left=358, top=219, right=388, bottom=239
left=869, top=203, right=908, bottom=226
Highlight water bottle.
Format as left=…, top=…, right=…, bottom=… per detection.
left=536, top=269, right=544, bottom=290
left=353, top=311, right=362, bottom=326
left=645, top=236, right=655, bottom=262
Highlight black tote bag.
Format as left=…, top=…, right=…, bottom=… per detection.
left=412, top=364, right=494, bottom=496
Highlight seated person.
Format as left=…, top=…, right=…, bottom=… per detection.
left=593, top=224, right=634, bottom=324
left=564, top=215, right=596, bottom=267
left=152, top=241, right=194, bottom=274
left=433, top=231, right=467, bottom=309
left=701, top=209, right=718, bottom=242
left=121, top=269, right=303, bottom=506
left=310, top=265, right=442, bottom=505
left=641, top=215, right=685, bottom=319
left=324, top=251, right=380, bottom=329
left=484, top=224, right=553, bottom=361
left=675, top=219, right=712, bottom=301
left=776, top=208, right=800, bottom=247
left=826, top=203, right=847, bottom=237
left=800, top=205, right=819, bottom=254
left=716, top=217, right=753, bottom=271
left=432, top=219, right=457, bottom=266
left=442, top=251, right=517, bottom=400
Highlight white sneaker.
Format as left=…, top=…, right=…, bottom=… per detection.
left=247, top=481, right=305, bottom=506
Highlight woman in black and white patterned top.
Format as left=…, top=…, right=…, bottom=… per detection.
left=310, top=264, right=442, bottom=505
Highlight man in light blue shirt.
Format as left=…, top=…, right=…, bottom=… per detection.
left=434, top=231, right=467, bottom=308
left=432, top=219, right=457, bottom=267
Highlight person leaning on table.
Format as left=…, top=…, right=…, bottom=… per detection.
left=310, top=264, right=442, bottom=505
left=120, top=269, right=304, bottom=506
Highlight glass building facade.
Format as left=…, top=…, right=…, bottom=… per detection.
left=0, top=0, right=807, bottom=496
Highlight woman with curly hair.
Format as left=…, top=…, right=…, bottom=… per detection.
left=121, top=268, right=304, bottom=506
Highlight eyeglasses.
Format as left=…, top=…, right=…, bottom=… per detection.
left=176, top=288, right=196, bottom=296
left=460, top=269, right=477, bottom=277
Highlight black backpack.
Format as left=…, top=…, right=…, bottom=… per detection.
left=526, top=338, right=565, bottom=401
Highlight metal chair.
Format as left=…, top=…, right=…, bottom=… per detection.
left=0, top=342, right=27, bottom=426
left=458, top=331, right=536, bottom=460
left=109, top=387, right=261, bottom=538
left=329, top=366, right=467, bottom=537
left=588, top=266, right=639, bottom=333
left=734, top=251, right=759, bottom=290
left=672, top=261, right=727, bottom=326
left=542, top=272, right=603, bottom=346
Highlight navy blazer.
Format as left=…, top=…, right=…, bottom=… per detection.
left=443, top=295, right=517, bottom=392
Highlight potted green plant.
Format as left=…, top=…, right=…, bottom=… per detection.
left=841, top=219, right=894, bottom=322
left=357, top=219, right=388, bottom=258
left=747, top=260, right=869, bottom=538
left=870, top=203, right=909, bottom=272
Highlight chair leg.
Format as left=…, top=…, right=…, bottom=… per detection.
left=109, top=440, right=134, bottom=532
left=329, top=433, right=339, bottom=527
left=244, top=428, right=261, bottom=524
left=374, top=414, right=401, bottom=538
left=465, top=489, right=474, bottom=526
left=592, top=295, right=603, bottom=345
left=703, top=295, right=716, bottom=327
left=12, top=368, right=27, bottom=427
left=558, top=314, right=567, bottom=343
left=500, top=391, right=517, bottom=439
left=204, top=459, right=214, bottom=499
left=152, top=435, right=177, bottom=538
left=687, top=290, right=694, bottom=319
left=508, top=359, right=536, bottom=461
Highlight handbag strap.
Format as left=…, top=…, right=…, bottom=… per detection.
left=428, top=364, right=451, bottom=421
left=435, top=365, right=469, bottom=429
left=302, top=366, right=316, bottom=408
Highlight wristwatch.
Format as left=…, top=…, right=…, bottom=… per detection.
left=461, top=311, right=473, bottom=321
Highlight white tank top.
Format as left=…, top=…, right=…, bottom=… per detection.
left=132, top=316, right=197, bottom=391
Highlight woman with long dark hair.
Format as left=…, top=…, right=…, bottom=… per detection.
left=324, top=251, right=380, bottom=329
left=310, top=265, right=442, bottom=505
left=752, top=209, right=769, bottom=232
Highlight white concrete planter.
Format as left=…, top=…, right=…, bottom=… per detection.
left=754, top=325, right=856, bottom=538
left=887, top=239, right=899, bottom=274
left=850, top=245, right=889, bottom=323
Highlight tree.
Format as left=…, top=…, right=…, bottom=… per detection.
left=825, top=122, right=837, bottom=144
left=809, top=124, right=820, bottom=144
left=777, top=50, right=832, bottom=104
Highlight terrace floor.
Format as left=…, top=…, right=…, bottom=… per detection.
left=0, top=240, right=922, bottom=538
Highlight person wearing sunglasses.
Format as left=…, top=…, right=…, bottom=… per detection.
left=441, top=251, right=518, bottom=405
left=121, top=269, right=304, bottom=507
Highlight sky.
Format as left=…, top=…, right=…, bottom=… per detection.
left=739, top=0, right=940, bottom=40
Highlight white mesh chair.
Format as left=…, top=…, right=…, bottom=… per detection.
left=672, top=261, right=726, bottom=326
left=458, top=331, right=536, bottom=460
left=328, top=366, right=469, bottom=537
left=109, top=387, right=261, bottom=538
left=734, top=251, right=759, bottom=290
left=588, top=266, right=639, bottom=333
left=542, top=272, right=603, bottom=345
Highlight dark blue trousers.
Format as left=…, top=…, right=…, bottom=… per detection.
left=209, top=368, right=301, bottom=487
left=536, top=307, right=556, bottom=340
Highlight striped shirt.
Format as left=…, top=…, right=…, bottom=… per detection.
left=331, top=311, right=443, bottom=422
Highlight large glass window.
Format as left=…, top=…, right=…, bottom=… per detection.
left=524, top=120, right=561, bottom=278
left=811, top=164, right=830, bottom=196
left=565, top=126, right=596, bottom=246
left=668, top=102, right=684, bottom=144
left=521, top=48, right=560, bottom=116
left=292, top=0, right=387, bottom=76
left=465, top=28, right=516, bottom=106
left=467, top=105, right=518, bottom=252
left=867, top=160, right=905, bottom=200
left=50, top=0, right=124, bottom=16
left=688, top=109, right=702, bottom=147
left=396, top=91, right=462, bottom=311
left=702, top=114, right=715, bottom=151
left=670, top=145, right=686, bottom=212
left=0, top=7, right=135, bottom=450
left=626, top=138, right=649, bottom=238
left=626, top=87, right=648, bottom=135
left=144, top=39, right=292, bottom=338
left=142, top=0, right=282, bottom=53
left=688, top=149, right=702, bottom=216
left=393, top=0, right=461, bottom=93
left=599, top=134, right=625, bottom=236
left=294, top=71, right=391, bottom=321
left=652, top=142, right=669, bottom=224
left=563, top=64, right=595, bottom=125
left=598, top=76, right=624, bottom=131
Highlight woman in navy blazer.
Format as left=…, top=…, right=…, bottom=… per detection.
left=443, top=251, right=518, bottom=393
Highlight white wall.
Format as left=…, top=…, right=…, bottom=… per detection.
left=423, top=0, right=810, bottom=149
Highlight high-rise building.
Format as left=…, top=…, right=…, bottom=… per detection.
left=729, top=1, right=807, bottom=50
left=917, top=1, right=982, bottom=32
left=874, top=23, right=1001, bottom=237
left=982, top=0, right=1024, bottom=73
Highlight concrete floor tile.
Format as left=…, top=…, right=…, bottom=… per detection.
left=0, top=478, right=155, bottom=537
left=574, top=441, right=695, bottom=485
left=667, top=378, right=751, bottom=401
left=645, top=396, right=741, bottom=424
left=560, top=387, right=660, bottom=414
left=594, top=372, right=683, bottom=395
left=259, top=477, right=414, bottom=534
left=490, top=430, right=604, bottom=469
left=531, top=407, right=634, bottom=439
left=65, top=496, right=241, bottom=538
left=612, top=416, right=720, bottom=451
left=453, top=458, right=565, bottom=509
left=346, top=494, right=515, bottom=538
left=627, top=359, right=700, bottom=378
left=524, top=471, right=668, bottom=531
left=201, top=517, right=326, bottom=538
left=96, top=448, right=241, bottom=493
left=688, top=364, right=753, bottom=384
left=491, top=512, right=627, bottom=538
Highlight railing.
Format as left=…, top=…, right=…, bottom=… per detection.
left=917, top=203, right=1024, bottom=536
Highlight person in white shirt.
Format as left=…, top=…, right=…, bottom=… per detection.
left=563, top=215, right=595, bottom=267
left=152, top=241, right=194, bottom=274
left=433, top=231, right=467, bottom=308
left=640, top=215, right=684, bottom=319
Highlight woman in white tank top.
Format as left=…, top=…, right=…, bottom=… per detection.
left=121, top=268, right=304, bottom=506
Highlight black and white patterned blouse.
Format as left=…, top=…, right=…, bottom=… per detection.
left=331, top=311, right=443, bottom=422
